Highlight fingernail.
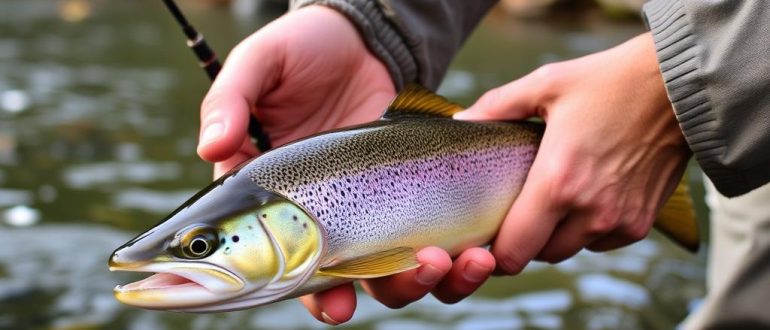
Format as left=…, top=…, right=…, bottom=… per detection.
left=321, top=312, right=340, bottom=325
left=453, top=111, right=471, bottom=119
left=200, top=122, right=224, bottom=145
left=463, top=261, right=492, bottom=283
left=415, top=264, right=443, bottom=286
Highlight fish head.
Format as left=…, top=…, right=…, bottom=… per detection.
left=109, top=167, right=325, bottom=312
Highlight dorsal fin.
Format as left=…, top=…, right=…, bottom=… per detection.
left=383, top=83, right=464, bottom=119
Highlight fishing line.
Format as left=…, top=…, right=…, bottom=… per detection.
left=160, top=0, right=272, bottom=152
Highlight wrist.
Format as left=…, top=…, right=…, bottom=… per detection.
left=291, top=0, right=415, bottom=89
left=628, top=33, right=674, bottom=116
left=622, top=33, right=689, bottom=148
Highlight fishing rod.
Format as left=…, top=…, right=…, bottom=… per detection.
left=160, top=0, right=271, bottom=152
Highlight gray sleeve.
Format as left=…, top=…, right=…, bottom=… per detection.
left=290, top=0, right=497, bottom=90
left=643, top=1, right=770, bottom=197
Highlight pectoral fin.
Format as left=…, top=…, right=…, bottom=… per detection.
left=317, top=247, right=420, bottom=279
left=654, top=175, right=700, bottom=253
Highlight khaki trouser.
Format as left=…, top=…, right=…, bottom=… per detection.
left=682, top=179, right=770, bottom=329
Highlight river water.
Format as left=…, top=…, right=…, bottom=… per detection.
left=0, top=1, right=706, bottom=329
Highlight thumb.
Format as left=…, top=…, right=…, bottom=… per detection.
left=454, top=70, right=548, bottom=121
left=197, top=90, right=251, bottom=162
left=196, top=34, right=283, bottom=162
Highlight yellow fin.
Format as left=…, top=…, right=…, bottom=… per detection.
left=653, top=175, right=700, bottom=252
left=317, top=247, right=419, bottom=279
left=383, top=83, right=464, bottom=119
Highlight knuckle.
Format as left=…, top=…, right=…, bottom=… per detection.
left=532, top=63, right=561, bottom=90
left=624, top=225, right=648, bottom=243
left=550, top=181, right=575, bottom=207
left=228, top=34, right=260, bottom=60
left=588, top=210, right=621, bottom=235
left=624, top=209, right=654, bottom=242
left=531, top=62, right=570, bottom=104
left=544, top=164, right=579, bottom=207
left=477, top=87, right=503, bottom=110
left=495, top=249, right=529, bottom=275
left=537, top=249, right=570, bottom=264
left=533, top=63, right=556, bottom=79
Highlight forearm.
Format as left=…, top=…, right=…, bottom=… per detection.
left=643, top=1, right=770, bottom=197
left=290, top=0, right=497, bottom=90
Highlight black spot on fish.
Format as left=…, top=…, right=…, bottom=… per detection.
left=248, top=225, right=253, bottom=230
left=261, top=214, right=267, bottom=218
left=232, top=235, right=240, bottom=243
left=292, top=215, right=298, bottom=221
left=220, top=238, right=225, bottom=244
left=303, top=223, right=307, bottom=229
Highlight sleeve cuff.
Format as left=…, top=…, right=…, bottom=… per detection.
left=643, top=0, right=744, bottom=197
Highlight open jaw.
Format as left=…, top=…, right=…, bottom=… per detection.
left=110, top=262, right=245, bottom=310
left=117, top=272, right=201, bottom=291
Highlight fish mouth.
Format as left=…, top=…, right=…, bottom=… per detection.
left=117, top=272, right=201, bottom=291
left=110, top=262, right=245, bottom=310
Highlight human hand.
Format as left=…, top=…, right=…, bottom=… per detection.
left=455, top=33, right=691, bottom=274
left=197, top=5, right=395, bottom=177
left=196, top=6, right=495, bottom=324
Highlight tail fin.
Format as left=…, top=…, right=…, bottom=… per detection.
left=653, top=176, right=700, bottom=252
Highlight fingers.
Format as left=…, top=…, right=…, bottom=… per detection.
left=535, top=210, right=602, bottom=263
left=454, top=65, right=556, bottom=121
left=299, top=283, right=357, bottom=325
left=360, top=246, right=452, bottom=309
left=540, top=209, right=655, bottom=260
left=197, top=33, right=283, bottom=163
left=491, top=163, right=567, bottom=275
left=299, top=246, right=492, bottom=326
left=587, top=210, right=655, bottom=252
left=588, top=233, right=642, bottom=252
left=432, top=247, right=495, bottom=304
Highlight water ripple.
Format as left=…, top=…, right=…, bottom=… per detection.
left=577, top=274, right=650, bottom=308
left=62, top=161, right=181, bottom=189
left=113, top=188, right=198, bottom=214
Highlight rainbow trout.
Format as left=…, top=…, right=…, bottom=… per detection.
left=109, top=85, right=698, bottom=312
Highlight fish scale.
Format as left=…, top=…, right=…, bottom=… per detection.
left=248, top=118, right=542, bottom=261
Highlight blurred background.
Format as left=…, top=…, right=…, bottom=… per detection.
left=0, top=0, right=707, bottom=329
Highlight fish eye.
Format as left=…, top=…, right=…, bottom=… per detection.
left=171, top=226, right=218, bottom=259
left=189, top=236, right=211, bottom=256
